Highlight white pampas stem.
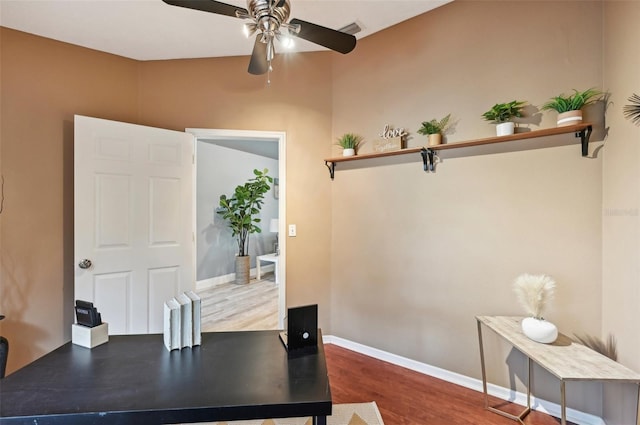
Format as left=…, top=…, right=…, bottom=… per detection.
left=513, top=274, right=556, bottom=319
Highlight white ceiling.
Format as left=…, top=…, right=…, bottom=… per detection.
left=0, top=0, right=451, bottom=61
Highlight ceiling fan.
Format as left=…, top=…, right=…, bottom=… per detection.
left=162, top=0, right=357, bottom=76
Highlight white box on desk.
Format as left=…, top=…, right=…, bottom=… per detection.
left=72, top=322, right=109, bottom=348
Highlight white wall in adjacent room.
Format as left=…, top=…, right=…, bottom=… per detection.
left=196, top=141, right=279, bottom=282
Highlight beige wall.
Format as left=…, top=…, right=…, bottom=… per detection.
left=0, top=28, right=140, bottom=373
left=2, top=1, right=639, bottom=419
left=135, top=53, right=335, bottom=330
left=602, top=1, right=640, bottom=424
left=330, top=0, right=605, bottom=414
left=0, top=28, right=334, bottom=373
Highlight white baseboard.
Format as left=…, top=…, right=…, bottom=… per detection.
left=196, top=274, right=233, bottom=291
left=196, top=264, right=275, bottom=291
left=323, top=335, right=605, bottom=425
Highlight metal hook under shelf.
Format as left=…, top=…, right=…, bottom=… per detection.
left=325, top=161, right=336, bottom=180
left=420, top=148, right=435, bottom=173
left=576, top=125, right=592, bottom=156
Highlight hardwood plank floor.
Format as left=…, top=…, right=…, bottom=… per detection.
left=325, top=344, right=571, bottom=425
left=196, top=280, right=572, bottom=424
left=198, top=273, right=279, bottom=332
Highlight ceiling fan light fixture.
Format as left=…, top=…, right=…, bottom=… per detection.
left=259, top=32, right=270, bottom=43
left=266, top=38, right=275, bottom=61
left=282, top=22, right=301, bottom=35
left=243, top=23, right=257, bottom=38
left=235, top=10, right=250, bottom=19
left=280, top=35, right=294, bottom=49
left=163, top=0, right=357, bottom=78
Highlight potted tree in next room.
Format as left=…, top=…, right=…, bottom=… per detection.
left=217, top=168, right=273, bottom=284
left=417, top=114, right=451, bottom=146
left=481, top=100, right=527, bottom=136
left=541, top=87, right=603, bottom=127
left=336, top=133, right=363, bottom=157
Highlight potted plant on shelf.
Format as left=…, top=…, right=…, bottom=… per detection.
left=481, top=100, right=527, bottom=136
left=336, top=133, right=363, bottom=157
left=541, top=87, right=603, bottom=127
left=217, top=168, right=273, bottom=284
left=417, top=114, right=451, bottom=147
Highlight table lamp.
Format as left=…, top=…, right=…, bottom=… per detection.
left=270, top=218, right=279, bottom=255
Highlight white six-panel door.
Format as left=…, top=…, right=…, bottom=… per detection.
left=74, top=115, right=194, bottom=335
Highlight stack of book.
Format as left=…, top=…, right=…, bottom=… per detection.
left=163, top=291, right=202, bottom=351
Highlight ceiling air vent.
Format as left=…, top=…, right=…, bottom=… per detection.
left=338, top=22, right=362, bottom=35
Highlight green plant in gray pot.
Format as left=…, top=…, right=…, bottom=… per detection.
left=217, top=168, right=273, bottom=284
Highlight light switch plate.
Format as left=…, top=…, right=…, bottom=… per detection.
left=288, top=224, right=297, bottom=237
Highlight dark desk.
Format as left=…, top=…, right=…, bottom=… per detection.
left=0, top=330, right=331, bottom=425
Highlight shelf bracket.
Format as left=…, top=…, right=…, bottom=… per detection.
left=421, top=148, right=435, bottom=173
left=576, top=125, right=592, bottom=157
left=325, top=161, right=336, bottom=180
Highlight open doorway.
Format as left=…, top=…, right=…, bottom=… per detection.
left=187, top=128, right=286, bottom=331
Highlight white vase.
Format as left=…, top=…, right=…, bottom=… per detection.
left=496, top=122, right=515, bottom=136
left=521, top=317, right=558, bottom=344
left=343, top=148, right=355, bottom=157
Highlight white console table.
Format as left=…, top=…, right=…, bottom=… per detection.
left=256, top=253, right=279, bottom=284
left=476, top=316, right=640, bottom=425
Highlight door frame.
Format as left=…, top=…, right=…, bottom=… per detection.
left=186, top=128, right=286, bottom=330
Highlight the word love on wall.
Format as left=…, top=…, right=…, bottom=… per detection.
left=373, top=124, right=408, bottom=153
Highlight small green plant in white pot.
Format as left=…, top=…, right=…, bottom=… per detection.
left=481, top=100, right=527, bottom=136
left=336, top=133, right=363, bottom=157
left=541, top=88, right=602, bottom=127
left=417, top=114, right=451, bottom=147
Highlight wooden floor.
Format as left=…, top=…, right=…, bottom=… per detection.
left=196, top=279, right=570, bottom=424
left=325, top=344, right=571, bottom=425
left=198, top=272, right=279, bottom=332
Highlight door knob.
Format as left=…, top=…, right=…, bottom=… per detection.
left=78, top=259, right=92, bottom=269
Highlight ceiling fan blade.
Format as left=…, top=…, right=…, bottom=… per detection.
left=289, top=18, right=356, bottom=54
left=162, top=0, right=248, bottom=18
left=248, top=37, right=269, bottom=75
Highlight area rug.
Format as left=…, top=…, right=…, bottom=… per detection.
left=204, top=402, right=384, bottom=425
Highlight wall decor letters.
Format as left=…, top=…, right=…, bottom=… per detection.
left=379, top=124, right=408, bottom=139
left=374, top=124, right=407, bottom=153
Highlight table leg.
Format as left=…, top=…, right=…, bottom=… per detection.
left=274, top=259, right=279, bottom=284
left=560, top=380, right=567, bottom=425
left=313, top=415, right=327, bottom=425
left=526, top=356, right=532, bottom=410
left=257, top=259, right=262, bottom=280
left=636, top=383, right=640, bottom=425
left=477, top=318, right=530, bottom=424
left=477, top=320, right=490, bottom=409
